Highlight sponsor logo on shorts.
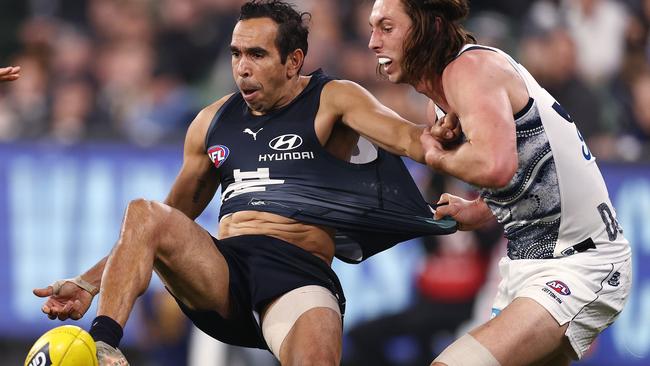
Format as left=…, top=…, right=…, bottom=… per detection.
left=541, top=287, right=564, bottom=304
left=545, top=280, right=571, bottom=296
left=207, top=145, right=230, bottom=168
left=608, top=271, right=621, bottom=287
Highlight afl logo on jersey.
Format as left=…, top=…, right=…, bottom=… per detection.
left=269, top=134, right=303, bottom=151
left=545, top=280, right=571, bottom=296
left=207, top=145, right=230, bottom=168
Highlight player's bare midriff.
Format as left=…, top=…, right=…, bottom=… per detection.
left=218, top=210, right=336, bottom=264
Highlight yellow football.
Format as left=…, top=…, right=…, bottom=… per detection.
left=25, top=325, right=98, bottom=366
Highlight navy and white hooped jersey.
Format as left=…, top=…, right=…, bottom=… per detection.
left=205, top=69, right=456, bottom=263
left=441, top=45, right=629, bottom=261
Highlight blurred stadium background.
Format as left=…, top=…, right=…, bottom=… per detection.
left=1, top=0, right=649, bottom=365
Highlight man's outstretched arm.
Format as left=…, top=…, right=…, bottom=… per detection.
left=32, top=96, right=230, bottom=320
left=322, top=80, right=459, bottom=163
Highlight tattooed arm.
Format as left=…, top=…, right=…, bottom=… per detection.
left=164, top=96, right=232, bottom=219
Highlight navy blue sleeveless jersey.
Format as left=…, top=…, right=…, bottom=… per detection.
left=205, top=69, right=456, bottom=263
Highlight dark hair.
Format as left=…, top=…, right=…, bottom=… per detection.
left=239, top=0, right=311, bottom=67
left=399, top=0, right=476, bottom=84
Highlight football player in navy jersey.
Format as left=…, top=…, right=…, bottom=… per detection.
left=33, top=1, right=456, bottom=365
left=368, top=0, right=632, bottom=365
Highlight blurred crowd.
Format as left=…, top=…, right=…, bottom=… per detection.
left=0, top=0, right=649, bottom=161
left=1, top=1, right=648, bottom=365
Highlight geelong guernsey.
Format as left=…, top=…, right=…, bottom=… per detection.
left=447, top=45, right=630, bottom=261
left=205, top=69, right=456, bottom=263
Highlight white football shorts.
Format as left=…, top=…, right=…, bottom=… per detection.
left=491, top=251, right=632, bottom=359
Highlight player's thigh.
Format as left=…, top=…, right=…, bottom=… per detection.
left=280, top=307, right=342, bottom=366
left=470, top=297, right=570, bottom=366
left=151, top=204, right=230, bottom=316
left=263, top=285, right=342, bottom=365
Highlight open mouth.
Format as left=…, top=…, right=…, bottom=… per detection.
left=241, top=88, right=259, bottom=101
left=378, top=57, right=392, bottom=67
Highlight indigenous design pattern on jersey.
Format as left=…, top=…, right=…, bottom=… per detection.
left=457, top=45, right=629, bottom=261
left=481, top=103, right=561, bottom=259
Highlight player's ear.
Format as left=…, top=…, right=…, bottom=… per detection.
left=286, top=48, right=304, bottom=78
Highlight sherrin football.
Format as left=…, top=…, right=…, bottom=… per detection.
left=25, top=325, right=98, bottom=366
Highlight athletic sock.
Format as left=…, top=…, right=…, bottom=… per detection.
left=89, top=315, right=123, bottom=349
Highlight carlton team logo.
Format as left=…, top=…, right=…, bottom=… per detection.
left=207, top=145, right=230, bottom=168
left=546, top=280, right=571, bottom=296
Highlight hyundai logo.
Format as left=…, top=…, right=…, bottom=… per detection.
left=269, top=134, right=303, bottom=151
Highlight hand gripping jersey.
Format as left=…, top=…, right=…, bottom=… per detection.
left=205, top=70, right=456, bottom=263
left=448, top=45, right=630, bottom=261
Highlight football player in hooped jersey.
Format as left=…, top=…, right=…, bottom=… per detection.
left=32, top=1, right=457, bottom=365
left=368, top=0, right=632, bottom=365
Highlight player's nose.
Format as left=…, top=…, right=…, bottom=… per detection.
left=368, top=30, right=381, bottom=51
left=236, top=58, right=252, bottom=78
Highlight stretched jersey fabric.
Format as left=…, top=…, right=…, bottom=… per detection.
left=441, top=45, right=629, bottom=261
left=205, top=69, right=456, bottom=263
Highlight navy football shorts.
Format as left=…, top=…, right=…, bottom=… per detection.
left=170, top=234, right=346, bottom=350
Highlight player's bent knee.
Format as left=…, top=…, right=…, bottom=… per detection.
left=262, top=285, right=341, bottom=362
left=124, top=199, right=172, bottom=238
left=129, top=198, right=174, bottom=219
left=125, top=198, right=152, bottom=212
left=433, top=334, right=501, bottom=366
left=124, top=199, right=158, bottom=227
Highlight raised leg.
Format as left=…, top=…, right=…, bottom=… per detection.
left=98, top=199, right=231, bottom=326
